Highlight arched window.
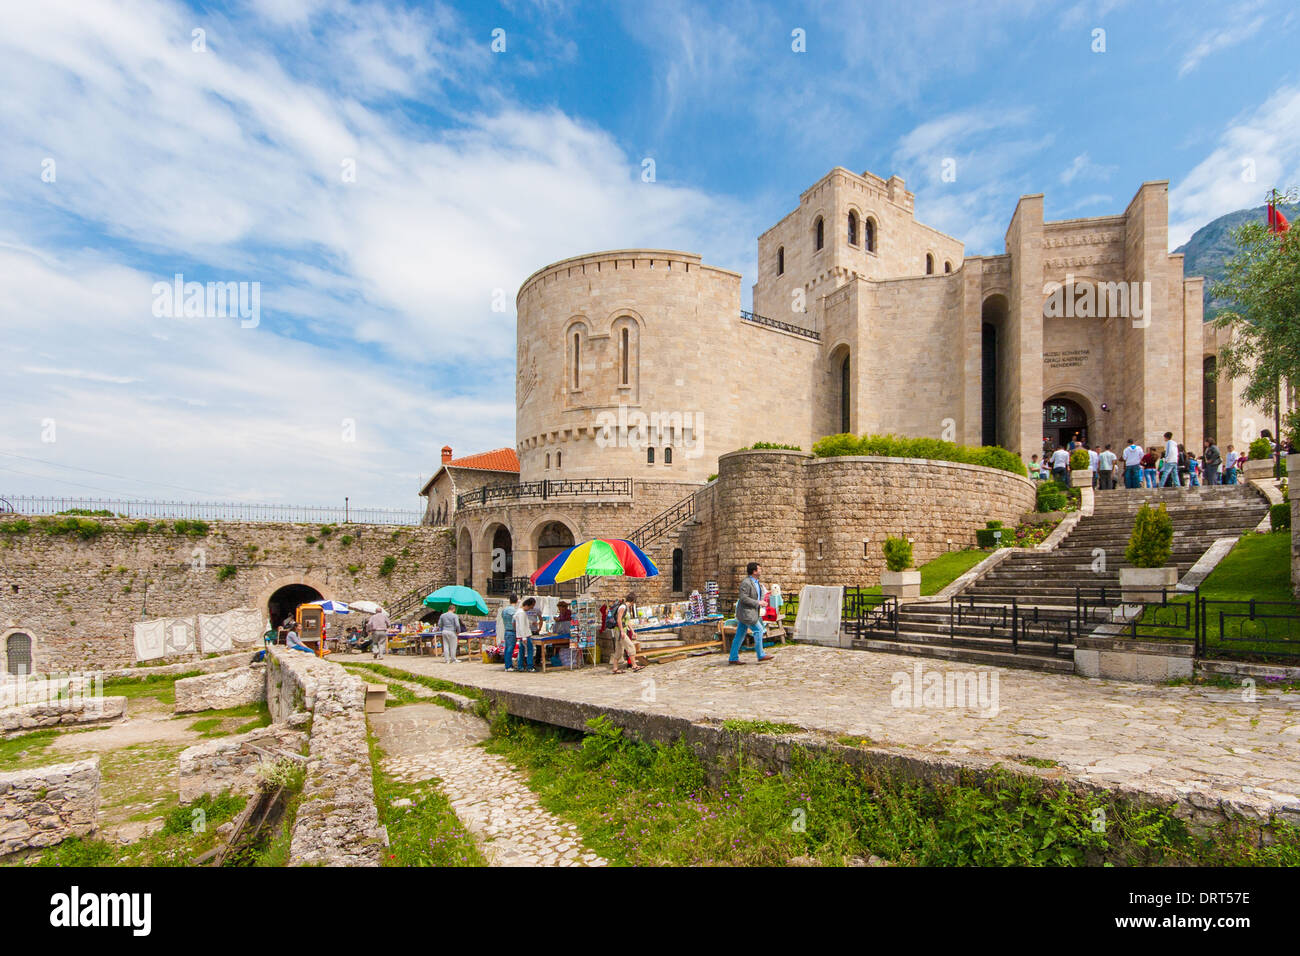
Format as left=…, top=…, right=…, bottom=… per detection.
left=572, top=332, right=581, bottom=389
left=620, top=327, right=630, bottom=386
left=556, top=451, right=562, bottom=469
left=926, top=253, right=935, bottom=275
left=944, top=260, right=953, bottom=274
left=847, top=211, right=858, bottom=246
left=840, top=353, right=851, bottom=434
left=777, top=246, right=785, bottom=275
left=672, top=548, right=683, bottom=592
left=864, top=218, right=876, bottom=253
left=545, top=453, right=551, bottom=470
left=647, top=447, right=655, bottom=465
left=814, top=216, right=824, bottom=252
left=664, top=446, right=673, bottom=465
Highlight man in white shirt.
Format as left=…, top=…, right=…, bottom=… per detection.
left=1160, top=431, right=1181, bottom=487
left=1121, top=439, right=1144, bottom=488
left=1098, top=444, right=1117, bottom=491
left=1224, top=445, right=1239, bottom=484
left=1050, top=445, right=1070, bottom=485
left=1088, top=446, right=1100, bottom=489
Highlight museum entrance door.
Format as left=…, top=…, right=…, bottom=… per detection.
left=1042, top=397, right=1088, bottom=454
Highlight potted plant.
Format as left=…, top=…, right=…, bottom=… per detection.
left=1242, top=437, right=1275, bottom=482
left=880, top=536, right=920, bottom=599
left=1120, top=502, right=1176, bottom=602
left=1069, top=448, right=1092, bottom=489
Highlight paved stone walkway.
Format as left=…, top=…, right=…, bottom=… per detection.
left=368, top=703, right=606, bottom=867
left=376, top=647, right=1300, bottom=821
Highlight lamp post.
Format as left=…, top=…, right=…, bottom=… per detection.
left=345, top=496, right=349, bottom=523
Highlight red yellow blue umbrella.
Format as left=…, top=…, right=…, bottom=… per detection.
left=530, top=538, right=658, bottom=585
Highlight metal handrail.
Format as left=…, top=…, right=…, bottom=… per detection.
left=739, top=309, right=820, bottom=341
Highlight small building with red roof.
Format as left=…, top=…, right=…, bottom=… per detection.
left=419, top=445, right=519, bottom=526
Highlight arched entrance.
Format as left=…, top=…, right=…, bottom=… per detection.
left=535, top=521, right=576, bottom=574
left=457, top=527, right=473, bottom=588
left=5, top=631, right=33, bottom=676
left=1042, top=396, right=1089, bottom=453
left=267, top=583, right=323, bottom=629
left=487, top=524, right=513, bottom=595
left=982, top=294, right=1009, bottom=447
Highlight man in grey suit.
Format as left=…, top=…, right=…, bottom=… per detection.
left=729, top=562, right=774, bottom=664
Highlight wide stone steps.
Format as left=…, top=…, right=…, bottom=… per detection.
left=851, top=635, right=1075, bottom=672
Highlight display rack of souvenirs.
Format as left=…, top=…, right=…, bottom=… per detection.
left=705, top=581, right=719, bottom=615
left=688, top=590, right=705, bottom=620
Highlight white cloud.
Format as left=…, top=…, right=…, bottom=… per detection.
left=1179, top=14, right=1267, bottom=78
left=1169, top=83, right=1300, bottom=248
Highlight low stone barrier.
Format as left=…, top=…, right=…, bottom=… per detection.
left=265, top=648, right=385, bottom=866
left=174, top=664, right=266, bottom=714
left=107, top=650, right=260, bottom=680
left=1, top=696, right=127, bottom=736
left=0, top=758, right=100, bottom=856
left=1074, top=632, right=1195, bottom=683
left=178, top=723, right=308, bottom=803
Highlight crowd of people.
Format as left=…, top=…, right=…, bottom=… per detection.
left=1028, top=430, right=1288, bottom=490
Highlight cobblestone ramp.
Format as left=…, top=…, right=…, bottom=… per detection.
left=369, top=704, right=607, bottom=867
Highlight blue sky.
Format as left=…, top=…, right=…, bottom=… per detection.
left=1, top=0, right=1298, bottom=509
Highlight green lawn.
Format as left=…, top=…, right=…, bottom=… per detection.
left=846, top=549, right=990, bottom=599
left=1140, top=532, right=1298, bottom=658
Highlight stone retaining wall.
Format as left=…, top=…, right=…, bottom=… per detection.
left=179, top=723, right=308, bottom=803
left=174, top=664, right=267, bottom=714
left=265, top=647, right=385, bottom=866
left=679, top=449, right=1036, bottom=594
left=1, top=696, right=127, bottom=735
left=0, top=758, right=100, bottom=856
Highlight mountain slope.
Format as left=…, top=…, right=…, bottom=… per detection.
left=1174, top=202, right=1299, bottom=319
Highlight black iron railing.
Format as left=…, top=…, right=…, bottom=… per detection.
left=1199, top=597, right=1300, bottom=659
left=627, top=490, right=698, bottom=549
left=457, top=478, right=633, bottom=509
left=843, top=588, right=899, bottom=641
left=739, top=309, right=820, bottom=341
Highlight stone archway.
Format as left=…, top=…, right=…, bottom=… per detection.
left=1042, top=391, right=1099, bottom=455
left=1, top=628, right=35, bottom=676
left=534, top=519, right=577, bottom=576
left=481, top=522, right=514, bottom=595
left=252, top=574, right=335, bottom=630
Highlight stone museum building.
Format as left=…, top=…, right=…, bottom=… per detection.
left=423, top=166, right=1265, bottom=597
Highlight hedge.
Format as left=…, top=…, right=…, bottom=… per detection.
left=811, top=433, right=1028, bottom=477
left=1271, top=503, right=1291, bottom=532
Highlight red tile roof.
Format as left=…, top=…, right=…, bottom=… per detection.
left=445, top=448, right=519, bottom=473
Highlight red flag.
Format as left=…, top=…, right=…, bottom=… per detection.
left=1268, top=201, right=1290, bottom=234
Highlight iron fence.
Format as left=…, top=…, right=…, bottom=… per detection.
left=843, top=587, right=899, bottom=641
left=1198, top=596, right=1300, bottom=659
left=0, top=494, right=421, bottom=526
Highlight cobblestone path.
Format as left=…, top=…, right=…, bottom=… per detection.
left=368, top=703, right=607, bottom=867
left=377, top=647, right=1300, bottom=822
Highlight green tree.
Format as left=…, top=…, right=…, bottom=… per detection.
left=1211, top=213, right=1300, bottom=441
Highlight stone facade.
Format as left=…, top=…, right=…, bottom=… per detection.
left=0, top=758, right=100, bottom=856
left=677, top=449, right=1036, bottom=598
left=0, top=519, right=455, bottom=673
left=505, top=167, right=1243, bottom=485
left=174, top=664, right=267, bottom=714
left=178, top=723, right=307, bottom=804
left=265, top=647, right=385, bottom=866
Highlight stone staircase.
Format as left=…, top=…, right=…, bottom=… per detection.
left=853, top=485, right=1269, bottom=671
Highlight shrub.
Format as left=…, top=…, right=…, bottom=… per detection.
left=811, top=433, right=1027, bottom=477
left=0, top=519, right=31, bottom=535
left=216, top=564, right=237, bottom=581
left=173, top=520, right=209, bottom=537
left=1248, top=437, right=1272, bottom=461
left=304, top=535, right=317, bottom=545
left=127, top=520, right=151, bottom=534
left=975, top=521, right=1006, bottom=549
left=378, top=555, right=398, bottom=577
left=1035, top=482, right=1068, bottom=513
left=748, top=442, right=802, bottom=451
left=340, top=535, right=354, bottom=547
left=882, top=537, right=913, bottom=572
left=1125, top=503, right=1173, bottom=568
left=1069, top=449, right=1091, bottom=470
left=1271, top=503, right=1291, bottom=532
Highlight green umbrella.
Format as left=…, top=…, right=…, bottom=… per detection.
left=422, top=585, right=490, bottom=616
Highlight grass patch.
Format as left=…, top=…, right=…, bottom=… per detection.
left=366, top=726, right=484, bottom=866
left=485, top=714, right=1300, bottom=867
left=721, top=719, right=802, bottom=736
left=176, top=702, right=272, bottom=737
left=30, top=791, right=246, bottom=867
left=0, top=729, right=61, bottom=768
left=102, top=671, right=202, bottom=707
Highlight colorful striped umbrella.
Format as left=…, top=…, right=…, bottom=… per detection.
left=530, top=538, right=658, bottom=585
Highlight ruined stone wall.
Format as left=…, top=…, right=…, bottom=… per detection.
left=178, top=723, right=307, bottom=804
left=265, top=647, right=384, bottom=866
left=0, top=696, right=126, bottom=736
left=174, top=664, right=266, bottom=714
left=0, top=758, right=100, bottom=856
left=0, top=519, right=455, bottom=673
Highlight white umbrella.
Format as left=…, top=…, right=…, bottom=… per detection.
left=307, top=600, right=350, bottom=614
left=350, top=600, right=383, bottom=614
